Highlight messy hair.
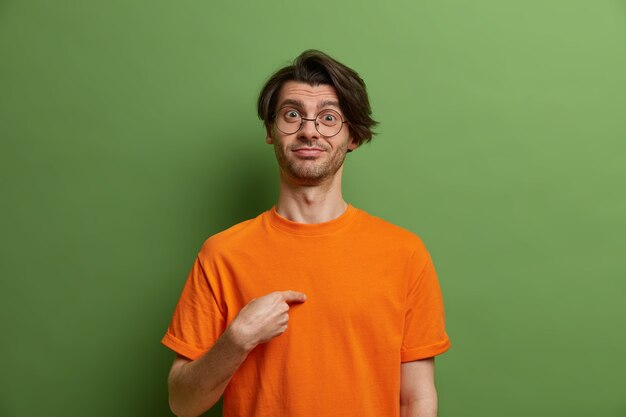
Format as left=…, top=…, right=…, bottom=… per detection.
left=257, top=50, right=377, bottom=147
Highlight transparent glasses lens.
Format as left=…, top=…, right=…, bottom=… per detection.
left=275, top=107, right=345, bottom=137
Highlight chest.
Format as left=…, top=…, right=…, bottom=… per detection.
left=215, top=242, right=409, bottom=332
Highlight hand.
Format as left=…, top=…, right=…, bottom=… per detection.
left=227, top=290, right=307, bottom=352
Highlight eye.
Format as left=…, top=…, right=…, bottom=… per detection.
left=281, top=108, right=301, bottom=121
left=318, top=111, right=340, bottom=126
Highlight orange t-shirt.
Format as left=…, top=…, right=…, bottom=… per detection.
left=162, top=205, right=450, bottom=417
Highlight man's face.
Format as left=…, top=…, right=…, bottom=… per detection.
left=267, top=81, right=357, bottom=185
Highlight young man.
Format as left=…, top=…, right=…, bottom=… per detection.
left=162, top=50, right=451, bottom=417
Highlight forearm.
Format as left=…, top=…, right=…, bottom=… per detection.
left=400, top=396, right=438, bottom=417
left=166, top=290, right=305, bottom=417
left=400, top=358, right=438, bottom=417
left=168, top=327, right=253, bottom=417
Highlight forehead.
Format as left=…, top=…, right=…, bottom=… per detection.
left=277, top=81, right=339, bottom=108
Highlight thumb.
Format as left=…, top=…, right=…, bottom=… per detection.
left=280, top=290, right=307, bottom=304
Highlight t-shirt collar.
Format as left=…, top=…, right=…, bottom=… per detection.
left=266, top=204, right=359, bottom=236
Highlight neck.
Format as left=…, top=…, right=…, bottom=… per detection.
left=276, top=167, right=348, bottom=224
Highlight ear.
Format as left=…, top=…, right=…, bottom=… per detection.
left=266, top=126, right=274, bottom=144
left=347, top=135, right=358, bottom=152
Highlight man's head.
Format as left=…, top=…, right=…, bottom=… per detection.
left=257, top=50, right=377, bottom=148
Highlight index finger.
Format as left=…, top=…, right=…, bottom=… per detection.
left=279, top=290, right=307, bottom=304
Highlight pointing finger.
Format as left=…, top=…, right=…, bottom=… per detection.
left=280, top=290, right=307, bottom=304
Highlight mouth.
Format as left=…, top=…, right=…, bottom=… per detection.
left=292, top=147, right=325, bottom=157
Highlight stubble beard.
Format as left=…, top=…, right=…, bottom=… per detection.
left=274, top=140, right=349, bottom=185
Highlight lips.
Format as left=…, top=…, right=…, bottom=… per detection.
left=293, top=147, right=324, bottom=151
left=292, top=147, right=325, bottom=157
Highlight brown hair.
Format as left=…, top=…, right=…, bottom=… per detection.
left=257, top=50, right=377, bottom=147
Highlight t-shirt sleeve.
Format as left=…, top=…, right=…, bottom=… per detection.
left=161, top=254, right=226, bottom=361
left=401, top=249, right=451, bottom=362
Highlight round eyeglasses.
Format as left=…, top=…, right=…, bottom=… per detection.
left=274, top=107, right=347, bottom=137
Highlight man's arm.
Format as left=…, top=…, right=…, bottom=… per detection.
left=167, top=290, right=306, bottom=417
left=400, top=357, right=438, bottom=417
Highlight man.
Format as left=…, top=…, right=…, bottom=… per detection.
left=162, top=50, right=451, bottom=417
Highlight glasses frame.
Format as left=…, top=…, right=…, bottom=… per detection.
left=273, top=106, right=348, bottom=138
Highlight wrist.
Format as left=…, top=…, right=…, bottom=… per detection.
left=224, top=322, right=257, bottom=354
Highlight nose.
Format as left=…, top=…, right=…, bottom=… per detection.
left=297, top=117, right=319, bottom=140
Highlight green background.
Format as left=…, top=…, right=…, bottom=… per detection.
left=1, top=0, right=625, bottom=416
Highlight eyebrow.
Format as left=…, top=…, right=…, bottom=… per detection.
left=278, top=99, right=305, bottom=109
left=317, top=100, right=340, bottom=110
left=277, top=99, right=342, bottom=111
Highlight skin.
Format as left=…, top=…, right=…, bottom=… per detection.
left=167, top=291, right=306, bottom=417
left=267, top=81, right=358, bottom=224
left=167, top=81, right=438, bottom=417
left=401, top=358, right=438, bottom=417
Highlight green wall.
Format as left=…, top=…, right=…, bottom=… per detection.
left=1, top=1, right=625, bottom=416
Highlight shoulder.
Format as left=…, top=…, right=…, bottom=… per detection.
left=353, top=208, right=429, bottom=255
left=197, top=211, right=268, bottom=259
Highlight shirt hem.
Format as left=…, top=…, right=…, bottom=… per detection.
left=400, top=338, right=451, bottom=362
left=161, top=332, right=206, bottom=361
